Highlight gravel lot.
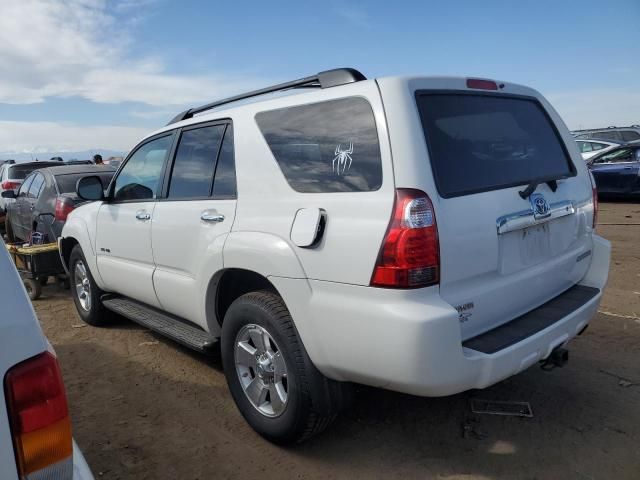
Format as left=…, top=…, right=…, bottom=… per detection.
left=33, top=201, right=639, bottom=480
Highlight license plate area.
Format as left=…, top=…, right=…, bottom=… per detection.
left=499, top=223, right=551, bottom=274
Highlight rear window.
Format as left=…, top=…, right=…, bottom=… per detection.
left=416, top=93, right=575, bottom=198
left=8, top=165, right=42, bottom=180
left=256, top=97, right=382, bottom=193
left=55, top=173, right=114, bottom=193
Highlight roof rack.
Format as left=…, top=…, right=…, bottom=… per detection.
left=167, top=67, right=366, bottom=125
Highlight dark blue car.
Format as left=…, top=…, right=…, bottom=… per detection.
left=588, top=143, right=640, bottom=197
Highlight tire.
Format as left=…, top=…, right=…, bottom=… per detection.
left=69, top=244, right=109, bottom=326
left=221, top=290, right=348, bottom=444
left=24, top=278, right=42, bottom=301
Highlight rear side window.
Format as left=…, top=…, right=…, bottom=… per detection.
left=169, top=125, right=225, bottom=199
left=621, top=130, right=640, bottom=142
left=416, top=93, right=575, bottom=198
left=212, top=126, right=237, bottom=199
left=592, top=131, right=620, bottom=141
left=591, top=142, right=606, bottom=151
left=578, top=141, right=591, bottom=153
left=256, top=97, right=382, bottom=193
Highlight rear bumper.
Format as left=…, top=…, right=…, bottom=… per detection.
left=73, top=440, right=94, bottom=480
left=275, top=234, right=611, bottom=397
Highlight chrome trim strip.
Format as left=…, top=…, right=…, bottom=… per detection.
left=497, top=200, right=575, bottom=235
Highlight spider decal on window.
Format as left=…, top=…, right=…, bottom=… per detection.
left=332, top=141, right=353, bottom=175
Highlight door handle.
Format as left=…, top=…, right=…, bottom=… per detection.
left=135, top=211, right=151, bottom=221
left=201, top=212, right=225, bottom=223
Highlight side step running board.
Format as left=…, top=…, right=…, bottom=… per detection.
left=102, top=295, right=218, bottom=354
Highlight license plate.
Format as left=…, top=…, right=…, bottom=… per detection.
left=520, top=223, right=550, bottom=264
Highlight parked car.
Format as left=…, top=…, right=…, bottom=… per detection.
left=60, top=69, right=611, bottom=444
left=573, top=125, right=640, bottom=142
left=576, top=139, right=619, bottom=160
left=0, top=161, right=61, bottom=213
left=3, top=165, right=115, bottom=242
left=588, top=143, right=640, bottom=197
left=0, top=239, right=94, bottom=479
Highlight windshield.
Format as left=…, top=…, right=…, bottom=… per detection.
left=416, top=93, right=575, bottom=198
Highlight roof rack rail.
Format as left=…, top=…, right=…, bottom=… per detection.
left=167, top=67, right=366, bottom=125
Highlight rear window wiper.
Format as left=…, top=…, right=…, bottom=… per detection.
left=518, top=176, right=560, bottom=199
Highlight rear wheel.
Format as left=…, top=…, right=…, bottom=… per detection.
left=221, top=290, right=348, bottom=444
left=24, top=278, right=42, bottom=301
left=69, top=245, right=109, bottom=326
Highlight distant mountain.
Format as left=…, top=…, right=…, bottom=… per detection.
left=0, top=149, right=127, bottom=162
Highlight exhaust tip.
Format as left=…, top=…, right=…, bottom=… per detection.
left=540, top=347, right=569, bottom=370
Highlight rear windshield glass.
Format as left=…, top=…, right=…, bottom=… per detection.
left=256, top=97, right=382, bottom=193
left=8, top=164, right=44, bottom=180
left=416, top=93, right=575, bottom=198
left=55, top=173, right=114, bottom=193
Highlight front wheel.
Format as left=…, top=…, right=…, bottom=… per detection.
left=221, top=290, right=347, bottom=444
left=69, top=245, right=109, bottom=326
left=24, top=278, right=42, bottom=301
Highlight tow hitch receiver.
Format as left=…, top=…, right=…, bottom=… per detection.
left=540, top=347, right=569, bottom=371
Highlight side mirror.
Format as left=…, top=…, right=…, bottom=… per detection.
left=77, top=176, right=105, bottom=201
left=1, top=190, right=16, bottom=199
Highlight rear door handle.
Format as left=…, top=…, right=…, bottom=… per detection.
left=135, top=211, right=151, bottom=221
left=201, top=212, right=225, bottom=223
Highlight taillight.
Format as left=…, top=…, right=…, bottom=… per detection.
left=55, top=198, right=75, bottom=222
left=588, top=171, right=598, bottom=229
left=4, top=352, right=73, bottom=478
left=1, top=180, right=20, bottom=190
left=371, top=189, right=440, bottom=288
left=466, top=78, right=498, bottom=90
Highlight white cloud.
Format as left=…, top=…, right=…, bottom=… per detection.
left=0, top=120, right=148, bottom=153
left=0, top=0, right=258, bottom=106
left=546, top=89, right=640, bottom=131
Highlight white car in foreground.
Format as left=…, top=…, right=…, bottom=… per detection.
left=60, top=69, right=610, bottom=443
left=0, top=240, right=93, bottom=479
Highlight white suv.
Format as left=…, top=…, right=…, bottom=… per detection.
left=59, top=69, right=611, bottom=444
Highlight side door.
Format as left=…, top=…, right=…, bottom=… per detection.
left=25, top=172, right=46, bottom=235
left=590, top=148, right=634, bottom=193
left=151, top=122, right=237, bottom=326
left=12, top=174, right=35, bottom=240
left=96, top=133, right=175, bottom=307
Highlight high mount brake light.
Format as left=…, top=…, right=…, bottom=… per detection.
left=466, top=78, right=499, bottom=90
left=371, top=189, right=440, bottom=288
left=4, top=352, right=73, bottom=478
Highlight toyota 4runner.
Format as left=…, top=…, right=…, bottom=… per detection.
left=59, top=68, right=611, bottom=443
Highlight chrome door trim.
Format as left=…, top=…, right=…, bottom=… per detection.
left=497, top=200, right=575, bottom=235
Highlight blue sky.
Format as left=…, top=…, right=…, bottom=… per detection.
left=1, top=0, right=638, bottom=155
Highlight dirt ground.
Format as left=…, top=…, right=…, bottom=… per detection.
left=33, top=201, right=639, bottom=480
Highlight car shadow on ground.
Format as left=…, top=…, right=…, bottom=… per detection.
left=53, top=312, right=640, bottom=480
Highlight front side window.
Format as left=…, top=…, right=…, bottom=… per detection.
left=114, top=135, right=172, bottom=201
left=596, top=148, right=633, bottom=163
left=256, top=97, right=383, bottom=193
left=168, top=125, right=225, bottom=199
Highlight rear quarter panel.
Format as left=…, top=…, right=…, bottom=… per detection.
left=0, top=243, right=48, bottom=479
